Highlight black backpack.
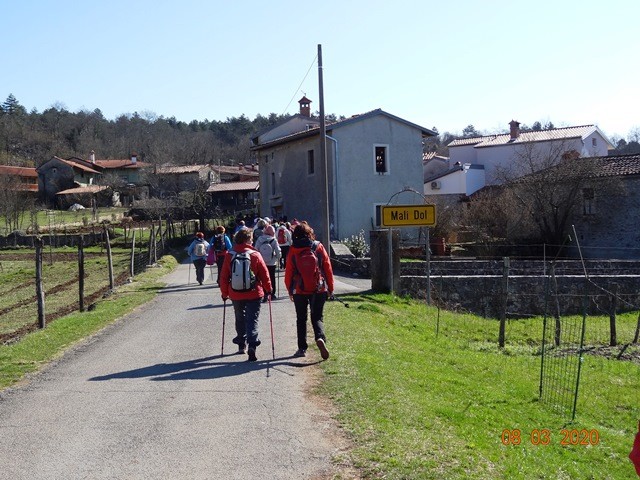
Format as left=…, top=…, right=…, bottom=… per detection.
left=214, top=234, right=226, bottom=252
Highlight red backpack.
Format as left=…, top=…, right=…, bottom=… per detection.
left=277, top=227, right=287, bottom=245
left=291, top=241, right=325, bottom=293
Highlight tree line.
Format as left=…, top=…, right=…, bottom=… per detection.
left=0, top=93, right=294, bottom=168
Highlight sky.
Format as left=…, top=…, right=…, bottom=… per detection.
left=2, top=0, right=640, bottom=140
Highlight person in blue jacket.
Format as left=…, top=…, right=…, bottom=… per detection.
left=187, top=232, right=210, bottom=285
left=209, top=226, right=232, bottom=285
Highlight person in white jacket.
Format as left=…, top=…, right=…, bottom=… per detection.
left=276, top=221, right=292, bottom=269
left=255, top=225, right=281, bottom=300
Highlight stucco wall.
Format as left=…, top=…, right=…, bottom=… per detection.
left=330, top=116, right=424, bottom=240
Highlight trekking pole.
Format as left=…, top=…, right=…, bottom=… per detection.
left=331, top=295, right=350, bottom=308
left=268, top=294, right=275, bottom=360
left=221, top=299, right=227, bottom=355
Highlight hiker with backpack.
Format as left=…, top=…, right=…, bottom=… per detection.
left=187, top=232, right=210, bottom=285
left=209, top=226, right=232, bottom=285
left=276, top=221, right=292, bottom=269
left=219, top=227, right=273, bottom=362
left=255, top=224, right=281, bottom=301
left=284, top=222, right=334, bottom=360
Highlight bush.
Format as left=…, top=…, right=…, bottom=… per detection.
left=342, top=229, right=370, bottom=258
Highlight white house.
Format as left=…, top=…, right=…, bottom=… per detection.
left=427, top=121, right=614, bottom=196
left=251, top=97, right=437, bottom=242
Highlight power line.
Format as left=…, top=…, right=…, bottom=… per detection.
left=280, top=54, right=318, bottom=117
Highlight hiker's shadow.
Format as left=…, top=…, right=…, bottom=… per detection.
left=88, top=354, right=321, bottom=382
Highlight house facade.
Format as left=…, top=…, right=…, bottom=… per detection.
left=37, top=156, right=102, bottom=207
left=564, top=153, right=640, bottom=259
left=0, top=165, right=39, bottom=197
left=251, top=99, right=436, bottom=241
left=429, top=122, right=614, bottom=196
left=153, top=164, right=217, bottom=197
left=38, top=152, right=150, bottom=208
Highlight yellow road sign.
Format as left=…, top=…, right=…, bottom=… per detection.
left=381, top=204, right=436, bottom=227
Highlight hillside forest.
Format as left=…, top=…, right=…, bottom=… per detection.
left=2, top=93, right=639, bottom=169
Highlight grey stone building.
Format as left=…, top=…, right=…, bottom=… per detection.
left=250, top=98, right=436, bottom=242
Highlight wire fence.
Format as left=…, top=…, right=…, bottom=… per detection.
left=0, top=220, right=190, bottom=344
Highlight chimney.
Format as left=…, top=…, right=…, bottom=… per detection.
left=131, top=153, right=137, bottom=164
left=90, top=150, right=96, bottom=164
left=509, top=120, right=520, bottom=140
left=298, top=96, right=312, bottom=117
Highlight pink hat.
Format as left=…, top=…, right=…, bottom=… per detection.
left=264, top=225, right=275, bottom=236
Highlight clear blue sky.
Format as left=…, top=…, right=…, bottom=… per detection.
left=2, top=0, right=639, bottom=140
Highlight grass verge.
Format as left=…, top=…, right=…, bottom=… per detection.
left=320, top=293, right=640, bottom=480
left=0, top=254, right=178, bottom=391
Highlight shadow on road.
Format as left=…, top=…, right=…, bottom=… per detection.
left=88, top=354, right=321, bottom=382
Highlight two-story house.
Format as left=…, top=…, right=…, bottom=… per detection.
left=251, top=97, right=436, bottom=241
left=37, top=156, right=102, bottom=207
left=0, top=165, right=39, bottom=197
left=425, top=121, right=614, bottom=196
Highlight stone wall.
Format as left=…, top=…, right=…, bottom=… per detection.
left=400, top=260, right=640, bottom=317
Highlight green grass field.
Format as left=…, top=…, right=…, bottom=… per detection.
left=321, top=294, right=640, bottom=479
left=0, top=207, right=129, bottom=234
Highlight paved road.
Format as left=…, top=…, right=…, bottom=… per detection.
left=0, top=261, right=369, bottom=479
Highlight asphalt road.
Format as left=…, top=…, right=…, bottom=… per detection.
left=0, top=262, right=369, bottom=480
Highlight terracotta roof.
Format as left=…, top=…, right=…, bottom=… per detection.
left=58, top=158, right=102, bottom=174
left=422, top=152, right=449, bottom=163
left=94, top=159, right=148, bottom=169
left=252, top=109, right=437, bottom=150
left=212, top=165, right=259, bottom=176
left=0, top=165, right=38, bottom=177
left=56, top=185, right=109, bottom=195
left=569, top=153, right=640, bottom=177
left=448, top=125, right=609, bottom=148
left=206, top=181, right=259, bottom=193
left=156, top=164, right=211, bottom=174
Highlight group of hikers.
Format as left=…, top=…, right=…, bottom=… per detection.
left=187, top=217, right=334, bottom=362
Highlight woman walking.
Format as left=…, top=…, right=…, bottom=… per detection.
left=284, top=222, right=334, bottom=360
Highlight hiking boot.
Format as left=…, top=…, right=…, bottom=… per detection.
left=293, top=349, right=306, bottom=357
left=237, top=346, right=246, bottom=354
left=247, top=348, right=257, bottom=362
left=316, top=338, right=329, bottom=360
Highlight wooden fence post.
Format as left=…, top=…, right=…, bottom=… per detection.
left=78, top=235, right=85, bottom=312
left=609, top=283, right=618, bottom=347
left=35, top=237, right=45, bottom=329
left=130, top=229, right=136, bottom=277
left=103, top=224, right=114, bottom=290
left=498, top=257, right=510, bottom=348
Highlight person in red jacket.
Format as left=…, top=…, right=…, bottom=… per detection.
left=220, top=227, right=272, bottom=362
left=284, top=221, right=334, bottom=360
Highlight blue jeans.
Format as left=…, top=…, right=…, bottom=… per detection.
left=232, top=298, right=262, bottom=349
left=293, top=292, right=327, bottom=351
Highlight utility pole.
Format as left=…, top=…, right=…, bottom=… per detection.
left=318, top=44, right=331, bottom=252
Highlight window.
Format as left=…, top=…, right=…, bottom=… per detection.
left=583, top=188, right=595, bottom=215
left=374, top=145, right=389, bottom=174
left=592, top=138, right=597, bottom=147
left=307, top=150, right=315, bottom=175
left=271, top=172, right=276, bottom=195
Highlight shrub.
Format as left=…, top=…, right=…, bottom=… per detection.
left=342, top=229, right=370, bottom=258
